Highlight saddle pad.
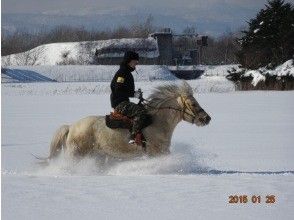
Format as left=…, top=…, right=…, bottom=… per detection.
left=105, top=112, right=132, bottom=129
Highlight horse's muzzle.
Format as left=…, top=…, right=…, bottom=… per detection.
left=200, top=114, right=211, bottom=125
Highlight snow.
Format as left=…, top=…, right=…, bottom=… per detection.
left=3, top=175, right=293, bottom=220
left=1, top=78, right=235, bottom=96
left=2, top=78, right=294, bottom=219
left=254, top=28, right=260, bottom=34
left=243, top=70, right=266, bottom=86
left=1, top=37, right=159, bottom=66
left=1, top=65, right=237, bottom=93
left=269, top=59, right=294, bottom=77
left=200, top=64, right=241, bottom=76
left=241, top=59, right=294, bottom=86
left=168, top=64, right=240, bottom=77
left=2, top=65, right=176, bottom=83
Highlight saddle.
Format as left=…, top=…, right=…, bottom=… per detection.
left=105, top=111, right=152, bottom=148
left=105, top=111, right=133, bottom=130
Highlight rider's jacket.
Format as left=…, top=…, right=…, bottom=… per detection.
left=110, top=64, right=135, bottom=108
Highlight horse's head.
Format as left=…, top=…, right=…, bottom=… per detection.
left=147, top=81, right=211, bottom=126
left=176, top=82, right=211, bottom=126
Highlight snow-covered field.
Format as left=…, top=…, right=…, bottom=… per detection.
left=2, top=78, right=294, bottom=219
left=1, top=65, right=176, bottom=83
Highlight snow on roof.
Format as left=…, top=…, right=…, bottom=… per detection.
left=149, top=32, right=172, bottom=36
left=95, top=37, right=158, bottom=58
left=1, top=37, right=159, bottom=66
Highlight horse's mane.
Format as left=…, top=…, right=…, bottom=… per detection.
left=145, top=81, right=193, bottom=112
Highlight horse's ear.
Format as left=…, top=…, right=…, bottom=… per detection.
left=181, top=80, right=190, bottom=89
left=181, top=80, right=193, bottom=95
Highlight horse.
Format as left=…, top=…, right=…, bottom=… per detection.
left=46, top=81, right=211, bottom=160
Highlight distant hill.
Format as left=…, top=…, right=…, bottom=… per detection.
left=1, top=38, right=159, bottom=66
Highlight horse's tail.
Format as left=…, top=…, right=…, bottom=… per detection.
left=48, top=125, right=69, bottom=159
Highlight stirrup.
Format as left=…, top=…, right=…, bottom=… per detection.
left=128, top=139, right=136, bottom=144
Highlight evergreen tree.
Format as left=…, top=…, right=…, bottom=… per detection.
left=237, top=0, right=294, bottom=69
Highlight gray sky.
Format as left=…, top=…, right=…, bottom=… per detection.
left=2, top=0, right=293, bottom=35
left=2, top=0, right=272, bottom=16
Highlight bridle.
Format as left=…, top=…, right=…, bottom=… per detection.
left=140, top=96, right=201, bottom=124
left=177, top=96, right=205, bottom=124
left=178, top=96, right=196, bottom=123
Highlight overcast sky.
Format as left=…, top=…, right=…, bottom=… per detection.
left=2, top=0, right=293, bottom=34
left=2, top=0, right=274, bottom=16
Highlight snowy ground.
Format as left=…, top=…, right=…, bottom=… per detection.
left=1, top=64, right=241, bottom=83
left=1, top=65, right=176, bottom=83
left=2, top=81, right=294, bottom=220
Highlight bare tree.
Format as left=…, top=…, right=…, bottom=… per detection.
left=130, top=14, right=156, bottom=38
left=201, top=33, right=240, bottom=65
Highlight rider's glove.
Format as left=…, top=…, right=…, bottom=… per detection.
left=134, top=89, right=142, bottom=99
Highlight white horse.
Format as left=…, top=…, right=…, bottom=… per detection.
left=46, top=81, right=211, bottom=159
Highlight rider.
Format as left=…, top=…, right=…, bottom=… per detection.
left=110, top=51, right=149, bottom=144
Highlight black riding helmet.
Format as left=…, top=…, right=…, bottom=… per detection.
left=121, top=51, right=139, bottom=65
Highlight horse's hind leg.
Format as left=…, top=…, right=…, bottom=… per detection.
left=65, top=135, right=95, bottom=158
left=48, top=125, right=69, bottom=159
left=63, top=141, right=80, bottom=158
